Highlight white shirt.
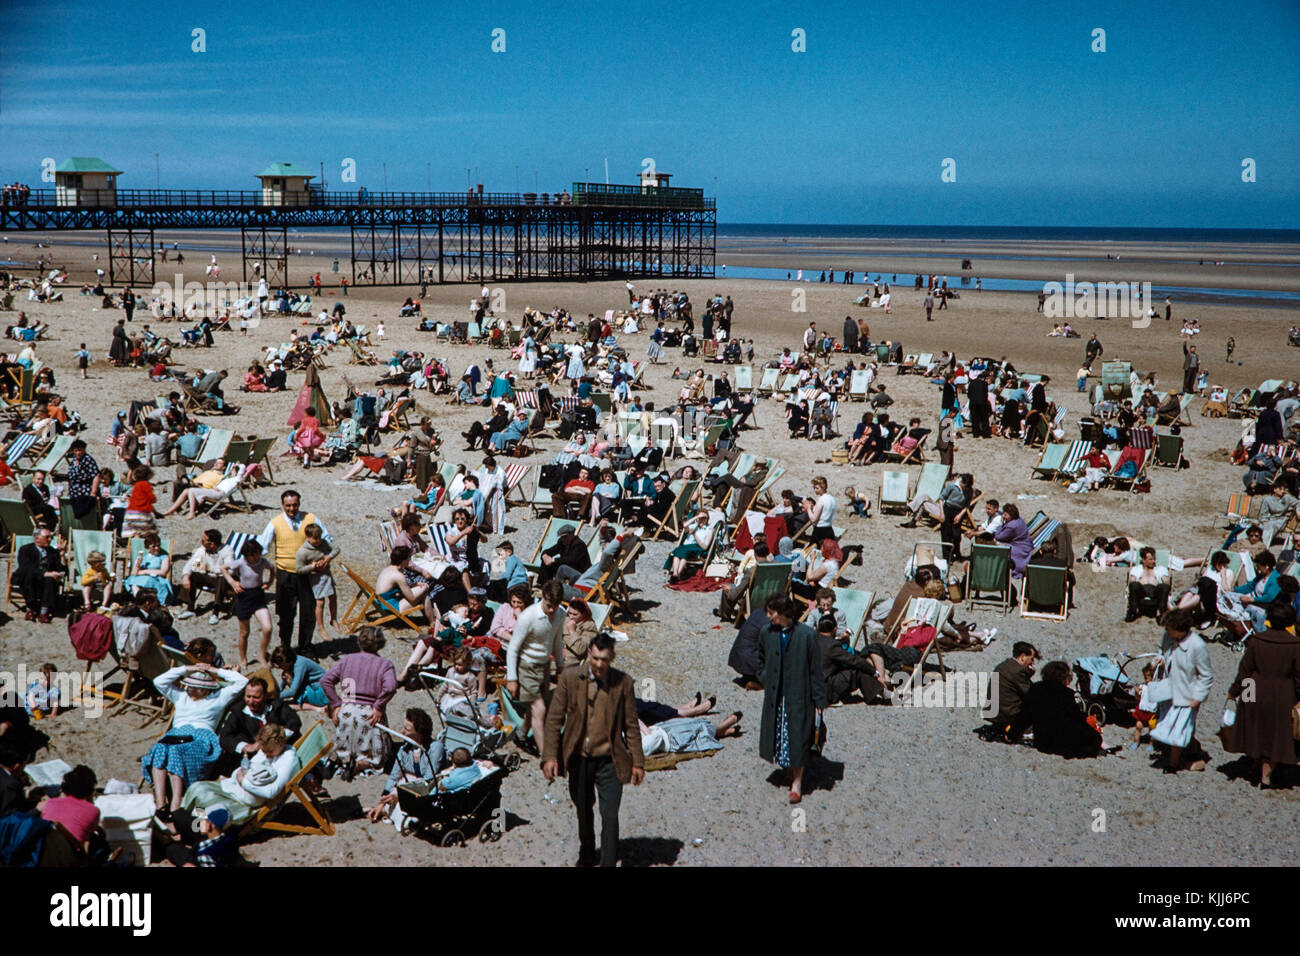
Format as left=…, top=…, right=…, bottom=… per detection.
left=155, top=666, right=248, bottom=732
left=505, top=601, right=566, bottom=681
left=813, top=492, right=837, bottom=529
left=219, top=746, right=298, bottom=806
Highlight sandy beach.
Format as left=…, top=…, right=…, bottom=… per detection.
left=5, top=248, right=1300, bottom=867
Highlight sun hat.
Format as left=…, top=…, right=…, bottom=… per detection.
left=180, top=670, right=222, bottom=691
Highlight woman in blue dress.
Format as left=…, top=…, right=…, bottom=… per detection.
left=124, top=532, right=174, bottom=605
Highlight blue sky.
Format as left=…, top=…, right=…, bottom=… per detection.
left=1, top=0, right=1297, bottom=226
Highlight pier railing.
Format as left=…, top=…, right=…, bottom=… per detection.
left=2, top=188, right=715, bottom=211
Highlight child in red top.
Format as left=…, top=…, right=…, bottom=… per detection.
left=123, top=464, right=157, bottom=536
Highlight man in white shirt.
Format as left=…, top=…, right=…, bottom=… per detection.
left=178, top=528, right=231, bottom=623
left=802, top=322, right=818, bottom=353
left=506, top=579, right=566, bottom=756
left=964, top=499, right=1003, bottom=541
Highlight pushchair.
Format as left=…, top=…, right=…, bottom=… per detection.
left=418, top=672, right=517, bottom=767
left=395, top=754, right=511, bottom=846
left=1072, top=652, right=1157, bottom=727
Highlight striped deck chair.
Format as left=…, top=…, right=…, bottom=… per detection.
left=424, top=523, right=454, bottom=561
left=1129, top=426, right=1154, bottom=450
left=558, top=396, right=580, bottom=415
left=1222, top=492, right=1258, bottom=528
left=503, top=463, right=530, bottom=507
left=1055, top=440, right=1093, bottom=482
left=224, top=532, right=255, bottom=563
left=514, top=389, right=538, bottom=410
left=1031, top=517, right=1061, bottom=554
left=4, top=432, right=38, bottom=467
left=378, top=520, right=399, bottom=552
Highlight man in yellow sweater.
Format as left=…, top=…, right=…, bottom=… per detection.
left=256, top=489, right=334, bottom=652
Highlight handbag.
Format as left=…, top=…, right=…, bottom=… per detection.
left=1292, top=702, right=1300, bottom=743
left=1139, top=666, right=1172, bottom=712
left=811, top=715, right=827, bottom=756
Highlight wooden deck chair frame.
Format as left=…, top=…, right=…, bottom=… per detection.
left=245, top=719, right=336, bottom=836
left=647, top=479, right=699, bottom=541
left=890, top=599, right=953, bottom=697
left=1154, top=432, right=1184, bottom=468
left=68, top=528, right=116, bottom=599
left=23, top=434, right=75, bottom=475
left=100, top=638, right=174, bottom=728
left=339, top=562, right=425, bottom=634
left=737, top=560, right=792, bottom=623
left=1031, top=443, right=1067, bottom=480
left=1019, top=563, right=1069, bottom=621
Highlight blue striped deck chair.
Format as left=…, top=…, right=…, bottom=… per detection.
left=5, top=432, right=38, bottom=466
left=1024, top=510, right=1049, bottom=539
left=425, top=523, right=454, bottom=560
left=224, top=531, right=255, bottom=562
left=1031, top=518, right=1061, bottom=553
left=378, top=520, right=398, bottom=552
left=1056, top=440, right=1093, bottom=481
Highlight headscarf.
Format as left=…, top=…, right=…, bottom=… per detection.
left=778, top=537, right=795, bottom=559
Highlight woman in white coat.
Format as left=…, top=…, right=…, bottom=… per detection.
left=1152, top=608, right=1213, bottom=773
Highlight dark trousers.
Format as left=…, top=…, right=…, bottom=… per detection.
left=940, top=503, right=964, bottom=559
left=568, top=755, right=622, bottom=867
left=20, top=573, right=60, bottom=613
left=183, top=572, right=228, bottom=613
left=970, top=404, right=992, bottom=438
left=276, top=569, right=316, bottom=650
left=1183, top=369, right=1197, bottom=393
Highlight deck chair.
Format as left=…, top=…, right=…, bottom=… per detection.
left=194, top=465, right=252, bottom=519
left=1031, top=443, right=1067, bottom=480
left=194, top=428, right=234, bottom=465
left=4, top=432, right=39, bottom=467
left=913, top=462, right=949, bottom=503
left=5, top=533, right=35, bottom=611
left=100, top=636, right=174, bottom=727
left=1154, top=432, right=1184, bottom=468
left=734, top=365, right=753, bottom=392
left=1222, top=492, right=1259, bottom=529
left=525, top=516, right=584, bottom=571
left=22, top=434, right=74, bottom=475
left=588, top=537, right=643, bottom=622
left=889, top=597, right=954, bottom=697
left=1019, top=563, right=1069, bottom=621
left=965, top=542, right=1012, bottom=614
left=245, top=719, right=336, bottom=836
left=848, top=369, right=871, bottom=401
left=339, top=562, right=425, bottom=634
left=67, top=529, right=115, bottom=598
left=736, top=560, right=792, bottom=622
left=878, top=470, right=910, bottom=515
left=831, top=586, right=874, bottom=647
left=1056, top=440, right=1093, bottom=483
left=897, top=354, right=918, bottom=374
left=756, top=367, right=780, bottom=397
left=122, top=533, right=173, bottom=590
left=0, top=497, right=34, bottom=539
left=222, top=439, right=255, bottom=469
left=1105, top=447, right=1150, bottom=495
left=647, top=479, right=699, bottom=541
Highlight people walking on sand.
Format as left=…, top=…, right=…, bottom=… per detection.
left=542, top=632, right=644, bottom=867
left=924, top=293, right=934, bottom=321
left=757, top=597, right=827, bottom=804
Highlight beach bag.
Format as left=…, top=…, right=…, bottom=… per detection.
left=1150, top=704, right=1195, bottom=748
left=68, top=609, right=113, bottom=663
left=1139, top=667, right=1172, bottom=712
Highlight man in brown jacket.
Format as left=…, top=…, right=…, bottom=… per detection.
left=542, top=632, right=645, bottom=866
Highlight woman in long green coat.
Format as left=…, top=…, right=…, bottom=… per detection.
left=758, top=597, right=828, bottom=803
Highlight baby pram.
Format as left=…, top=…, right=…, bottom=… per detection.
left=1073, top=652, right=1156, bottom=727
left=396, top=756, right=510, bottom=845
